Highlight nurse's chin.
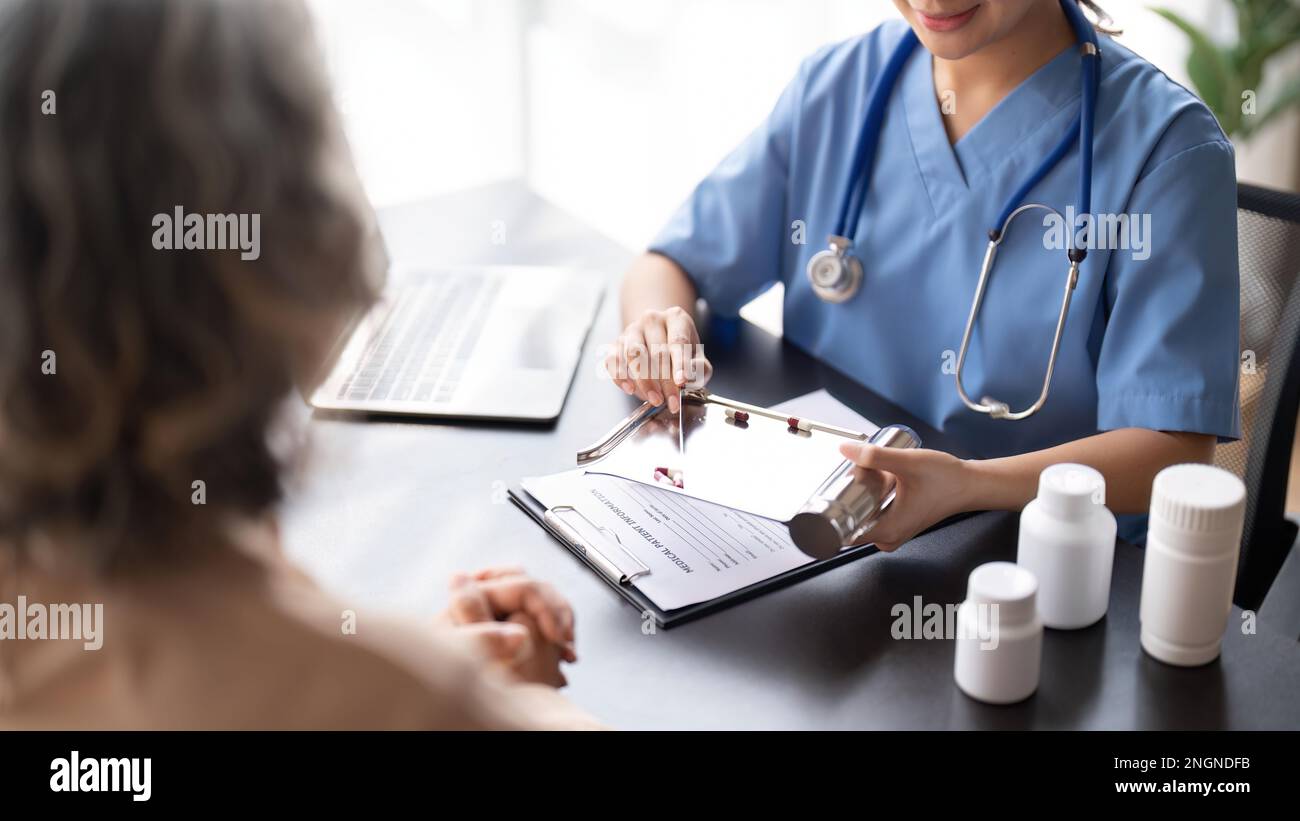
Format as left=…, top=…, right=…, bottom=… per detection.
left=905, top=9, right=997, bottom=61
left=909, top=26, right=997, bottom=62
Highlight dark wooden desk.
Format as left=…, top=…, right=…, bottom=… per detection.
left=282, top=181, right=1300, bottom=729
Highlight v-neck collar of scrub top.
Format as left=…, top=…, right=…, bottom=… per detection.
left=901, top=40, right=1085, bottom=217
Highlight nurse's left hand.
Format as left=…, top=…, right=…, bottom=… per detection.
left=838, top=442, right=972, bottom=552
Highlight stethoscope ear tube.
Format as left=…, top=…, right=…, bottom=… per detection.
left=954, top=205, right=1082, bottom=421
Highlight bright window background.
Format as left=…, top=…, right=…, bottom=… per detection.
left=307, top=0, right=1300, bottom=333
left=306, top=0, right=529, bottom=206
left=308, top=0, right=1298, bottom=238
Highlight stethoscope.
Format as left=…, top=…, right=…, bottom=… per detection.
left=806, top=0, right=1101, bottom=421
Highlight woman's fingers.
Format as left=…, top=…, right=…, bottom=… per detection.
left=472, top=567, right=575, bottom=656
left=685, top=353, right=713, bottom=388
left=859, top=481, right=915, bottom=550
left=623, top=330, right=662, bottom=406
left=444, top=575, right=493, bottom=624
left=506, top=612, right=568, bottom=687
left=474, top=576, right=576, bottom=651
left=603, top=344, right=634, bottom=395
left=442, top=570, right=577, bottom=664
left=608, top=309, right=707, bottom=409
left=838, top=443, right=913, bottom=550
left=457, top=620, right=532, bottom=665
left=636, top=312, right=674, bottom=408
left=663, top=307, right=698, bottom=402
left=834, top=445, right=967, bottom=553
left=839, top=441, right=914, bottom=475
left=470, top=566, right=527, bottom=582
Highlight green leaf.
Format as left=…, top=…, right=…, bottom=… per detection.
left=1151, top=7, right=1238, bottom=131
left=1241, top=4, right=1300, bottom=62
left=1228, top=0, right=1256, bottom=36
left=1233, top=2, right=1300, bottom=128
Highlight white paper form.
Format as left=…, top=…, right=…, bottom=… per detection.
left=522, top=470, right=812, bottom=611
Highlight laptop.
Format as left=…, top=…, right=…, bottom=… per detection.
left=310, top=265, right=604, bottom=421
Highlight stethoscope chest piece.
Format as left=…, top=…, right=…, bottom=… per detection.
left=807, top=235, right=863, bottom=303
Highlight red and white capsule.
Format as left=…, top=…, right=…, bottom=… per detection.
left=653, top=466, right=684, bottom=489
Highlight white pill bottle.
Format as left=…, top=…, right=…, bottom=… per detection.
left=1017, top=463, right=1117, bottom=629
left=953, top=562, right=1042, bottom=704
left=1140, top=463, right=1246, bottom=666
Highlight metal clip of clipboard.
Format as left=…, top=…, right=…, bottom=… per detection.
left=577, top=388, right=920, bottom=560
left=542, top=505, right=651, bottom=585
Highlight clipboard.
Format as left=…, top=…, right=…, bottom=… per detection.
left=508, top=482, right=880, bottom=628
left=510, top=388, right=920, bottom=627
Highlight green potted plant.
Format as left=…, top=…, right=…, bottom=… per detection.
left=1152, top=0, right=1300, bottom=139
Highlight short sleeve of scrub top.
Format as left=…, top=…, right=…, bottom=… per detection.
left=646, top=47, right=820, bottom=316
left=649, top=21, right=1241, bottom=467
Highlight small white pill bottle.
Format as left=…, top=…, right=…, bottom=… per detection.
left=953, top=562, right=1042, bottom=704
left=1017, top=463, right=1117, bottom=629
left=1140, top=463, right=1246, bottom=666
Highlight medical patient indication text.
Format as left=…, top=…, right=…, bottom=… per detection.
left=1042, top=206, right=1152, bottom=261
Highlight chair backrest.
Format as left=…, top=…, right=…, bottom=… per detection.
left=1215, top=183, right=1300, bottom=611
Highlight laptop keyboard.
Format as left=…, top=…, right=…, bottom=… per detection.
left=336, top=271, right=503, bottom=404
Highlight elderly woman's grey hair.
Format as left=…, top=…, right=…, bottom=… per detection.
left=0, top=0, right=380, bottom=570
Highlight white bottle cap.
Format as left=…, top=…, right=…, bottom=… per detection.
left=1036, top=463, right=1105, bottom=519
left=1150, top=463, right=1246, bottom=537
left=966, top=561, right=1038, bottom=626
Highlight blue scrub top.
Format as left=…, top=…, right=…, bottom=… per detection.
left=650, top=21, right=1242, bottom=462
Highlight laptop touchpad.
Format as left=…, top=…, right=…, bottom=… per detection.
left=512, top=308, right=574, bottom=370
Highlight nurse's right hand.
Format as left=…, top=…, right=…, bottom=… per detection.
left=604, top=307, right=712, bottom=414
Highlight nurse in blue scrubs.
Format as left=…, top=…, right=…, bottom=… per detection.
left=603, top=0, right=1240, bottom=549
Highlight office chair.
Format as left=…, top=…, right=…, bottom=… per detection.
left=1212, top=182, right=1300, bottom=613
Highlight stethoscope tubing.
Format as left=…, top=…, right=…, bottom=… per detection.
left=816, top=0, right=1103, bottom=421
left=834, top=31, right=919, bottom=238
left=835, top=0, right=1101, bottom=244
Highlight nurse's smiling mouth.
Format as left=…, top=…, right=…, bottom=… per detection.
left=913, top=3, right=981, bottom=32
